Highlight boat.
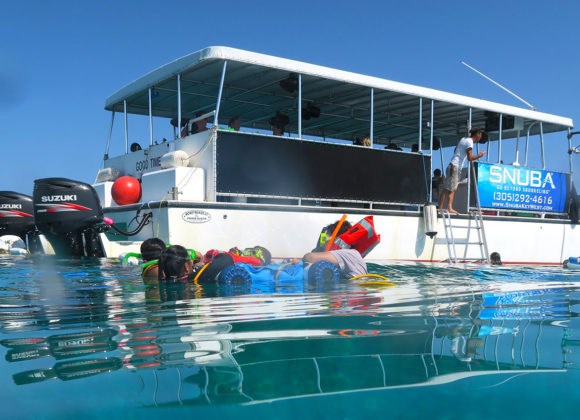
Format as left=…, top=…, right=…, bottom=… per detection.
left=5, top=46, right=579, bottom=264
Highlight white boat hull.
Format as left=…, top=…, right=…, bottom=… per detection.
left=100, top=201, right=578, bottom=264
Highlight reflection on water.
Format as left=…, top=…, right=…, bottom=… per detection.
left=0, top=256, right=579, bottom=413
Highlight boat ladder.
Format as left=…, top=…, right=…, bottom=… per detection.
left=441, top=165, right=490, bottom=264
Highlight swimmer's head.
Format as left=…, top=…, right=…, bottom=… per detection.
left=141, top=238, right=166, bottom=262
left=314, top=220, right=352, bottom=252
left=158, top=245, right=192, bottom=282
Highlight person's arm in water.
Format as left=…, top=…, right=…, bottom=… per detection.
left=302, top=251, right=339, bottom=265
left=467, top=148, right=485, bottom=161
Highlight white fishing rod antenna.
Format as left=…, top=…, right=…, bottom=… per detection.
left=461, top=61, right=536, bottom=111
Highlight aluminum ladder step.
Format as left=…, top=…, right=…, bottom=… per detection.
left=449, top=225, right=481, bottom=229
left=440, top=164, right=490, bottom=265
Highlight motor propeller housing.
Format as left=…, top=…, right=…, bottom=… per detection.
left=33, top=178, right=105, bottom=257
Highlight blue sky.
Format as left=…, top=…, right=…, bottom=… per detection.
left=2, top=0, right=580, bottom=195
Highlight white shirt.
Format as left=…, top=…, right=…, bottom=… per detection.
left=449, top=137, right=474, bottom=169
left=329, top=249, right=368, bottom=277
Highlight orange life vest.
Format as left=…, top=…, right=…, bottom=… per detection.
left=329, top=216, right=380, bottom=257
left=204, top=249, right=262, bottom=266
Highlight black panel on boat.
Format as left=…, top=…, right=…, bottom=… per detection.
left=216, top=132, right=429, bottom=204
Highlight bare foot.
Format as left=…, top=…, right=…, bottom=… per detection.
left=448, top=208, right=460, bottom=215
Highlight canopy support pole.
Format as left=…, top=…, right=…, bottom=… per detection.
left=486, top=139, right=490, bottom=162
left=148, top=88, right=153, bottom=146
left=124, top=100, right=128, bottom=154
left=214, top=61, right=227, bottom=127
left=105, top=111, right=115, bottom=160
left=298, top=74, right=302, bottom=138
left=177, top=74, right=182, bottom=138
left=568, top=128, right=574, bottom=175
left=370, top=88, right=374, bottom=146
left=467, top=108, right=473, bottom=211
left=418, top=98, right=422, bottom=152
left=498, top=113, right=503, bottom=164
left=429, top=100, right=434, bottom=202
left=514, top=130, right=520, bottom=165
left=525, top=122, right=538, bottom=167
left=540, top=121, right=545, bottom=169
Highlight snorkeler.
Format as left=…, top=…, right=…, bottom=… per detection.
left=158, top=245, right=235, bottom=284
left=140, top=238, right=166, bottom=279
left=205, top=246, right=272, bottom=266
left=300, top=217, right=379, bottom=278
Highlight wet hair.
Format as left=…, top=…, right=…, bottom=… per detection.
left=140, top=238, right=166, bottom=262
left=326, top=220, right=352, bottom=236
left=158, top=245, right=191, bottom=282
left=313, top=220, right=353, bottom=252
left=490, top=252, right=502, bottom=265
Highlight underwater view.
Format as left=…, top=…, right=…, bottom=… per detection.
left=0, top=256, right=579, bottom=419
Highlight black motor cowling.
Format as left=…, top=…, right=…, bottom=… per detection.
left=0, top=191, right=35, bottom=241
left=33, top=178, right=105, bottom=257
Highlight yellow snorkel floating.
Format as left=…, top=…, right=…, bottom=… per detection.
left=349, top=273, right=396, bottom=287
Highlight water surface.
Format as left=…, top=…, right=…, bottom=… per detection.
left=1, top=256, right=578, bottom=419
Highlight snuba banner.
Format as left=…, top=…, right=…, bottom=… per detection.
left=477, top=162, right=567, bottom=212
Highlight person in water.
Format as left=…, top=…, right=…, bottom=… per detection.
left=439, top=127, right=486, bottom=214
left=158, top=245, right=234, bottom=284
left=141, top=238, right=166, bottom=279
left=300, top=219, right=369, bottom=278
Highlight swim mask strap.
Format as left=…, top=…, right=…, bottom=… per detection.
left=141, top=259, right=158, bottom=270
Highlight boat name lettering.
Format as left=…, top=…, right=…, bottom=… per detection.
left=135, top=157, right=162, bottom=172
left=135, top=159, right=148, bottom=171
left=489, top=165, right=556, bottom=189
left=0, top=204, right=22, bottom=209
left=182, top=210, right=211, bottom=224
left=41, top=195, right=77, bottom=202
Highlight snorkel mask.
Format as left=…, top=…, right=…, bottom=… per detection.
left=242, top=246, right=270, bottom=265
left=315, top=227, right=331, bottom=251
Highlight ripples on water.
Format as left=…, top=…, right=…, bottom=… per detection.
left=0, top=256, right=579, bottom=418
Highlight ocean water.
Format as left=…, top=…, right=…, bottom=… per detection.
left=0, top=255, right=579, bottom=419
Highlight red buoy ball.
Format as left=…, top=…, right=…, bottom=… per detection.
left=111, top=176, right=142, bottom=205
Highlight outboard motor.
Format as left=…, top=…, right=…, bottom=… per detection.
left=0, top=191, right=36, bottom=250
left=33, top=178, right=105, bottom=257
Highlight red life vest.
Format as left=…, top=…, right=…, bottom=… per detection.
left=329, top=216, right=380, bottom=257
left=204, top=249, right=262, bottom=266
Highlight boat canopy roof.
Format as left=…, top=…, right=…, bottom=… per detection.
left=105, top=46, right=573, bottom=147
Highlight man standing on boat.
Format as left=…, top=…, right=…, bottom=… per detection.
left=439, top=127, right=486, bottom=214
